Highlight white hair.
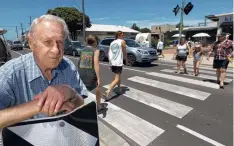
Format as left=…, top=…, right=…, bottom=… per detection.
left=29, top=14, right=69, bottom=39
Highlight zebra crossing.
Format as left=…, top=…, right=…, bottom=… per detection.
left=88, top=61, right=233, bottom=146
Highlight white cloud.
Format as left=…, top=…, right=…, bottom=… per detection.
left=92, top=17, right=110, bottom=20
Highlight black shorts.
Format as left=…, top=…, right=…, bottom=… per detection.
left=158, top=49, right=162, bottom=54
left=111, top=66, right=123, bottom=74
left=213, top=59, right=229, bottom=69
left=176, top=55, right=187, bottom=61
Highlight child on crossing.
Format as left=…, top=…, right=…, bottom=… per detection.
left=193, top=43, right=202, bottom=76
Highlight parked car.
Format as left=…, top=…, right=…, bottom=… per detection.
left=64, top=40, right=84, bottom=56
left=11, top=40, right=23, bottom=50
left=98, top=38, right=158, bottom=66
left=0, top=28, right=12, bottom=66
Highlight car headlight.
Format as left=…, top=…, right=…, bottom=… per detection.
left=137, top=49, right=149, bottom=55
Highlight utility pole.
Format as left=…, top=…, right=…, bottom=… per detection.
left=29, top=16, right=32, bottom=25
left=82, top=0, right=86, bottom=42
left=178, top=0, right=185, bottom=41
left=21, top=23, right=24, bottom=35
left=16, top=26, right=19, bottom=38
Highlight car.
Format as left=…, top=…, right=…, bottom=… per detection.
left=11, top=40, right=23, bottom=50
left=98, top=38, right=158, bottom=66
left=64, top=40, right=85, bottom=56
left=0, top=28, right=12, bottom=66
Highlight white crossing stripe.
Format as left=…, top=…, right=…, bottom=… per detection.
left=185, top=64, right=233, bottom=73
left=146, top=72, right=220, bottom=89
left=88, top=92, right=165, bottom=146
left=161, top=69, right=233, bottom=83
left=103, top=84, right=193, bottom=119
left=98, top=121, right=130, bottom=146
left=84, top=97, right=130, bottom=146
left=128, top=76, right=211, bottom=101
left=173, top=67, right=233, bottom=77
left=177, top=125, right=225, bottom=146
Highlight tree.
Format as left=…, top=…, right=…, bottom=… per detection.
left=140, top=28, right=151, bottom=33
left=131, top=23, right=140, bottom=31
left=47, top=7, right=91, bottom=40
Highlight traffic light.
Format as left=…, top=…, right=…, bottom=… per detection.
left=184, top=2, right=194, bottom=15
left=173, top=4, right=180, bottom=16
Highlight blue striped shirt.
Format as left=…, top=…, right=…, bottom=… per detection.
left=0, top=52, right=88, bottom=118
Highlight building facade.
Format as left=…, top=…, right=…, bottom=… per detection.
left=77, top=24, right=140, bottom=42
left=151, top=24, right=177, bottom=33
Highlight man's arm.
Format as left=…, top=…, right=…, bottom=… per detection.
left=121, top=40, right=128, bottom=65
left=0, top=99, right=41, bottom=129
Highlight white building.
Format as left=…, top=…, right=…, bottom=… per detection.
left=77, top=24, right=140, bottom=41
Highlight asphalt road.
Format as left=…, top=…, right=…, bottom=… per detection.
left=8, top=49, right=233, bottom=146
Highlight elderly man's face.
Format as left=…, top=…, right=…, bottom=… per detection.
left=30, top=21, right=65, bottom=69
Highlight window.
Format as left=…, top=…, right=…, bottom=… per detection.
left=72, top=42, right=81, bottom=47
left=101, top=39, right=114, bottom=46
left=125, top=39, right=141, bottom=47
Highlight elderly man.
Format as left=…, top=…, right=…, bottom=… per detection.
left=0, top=15, right=87, bottom=129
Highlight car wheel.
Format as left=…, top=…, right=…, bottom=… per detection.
left=72, top=51, right=76, bottom=56
left=127, top=54, right=136, bottom=66
left=99, top=51, right=105, bottom=61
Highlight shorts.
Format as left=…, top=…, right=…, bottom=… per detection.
left=158, top=49, right=162, bottom=54
left=176, top=55, right=187, bottom=61
left=213, top=59, right=229, bottom=69
left=111, top=66, right=123, bottom=74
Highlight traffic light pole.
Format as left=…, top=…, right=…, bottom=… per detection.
left=82, top=0, right=86, bottom=43
left=179, top=0, right=185, bottom=42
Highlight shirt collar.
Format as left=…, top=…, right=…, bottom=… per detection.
left=27, top=53, right=64, bottom=82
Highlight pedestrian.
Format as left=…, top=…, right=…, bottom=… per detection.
left=78, top=35, right=105, bottom=112
left=193, top=43, right=202, bottom=76
left=207, top=32, right=233, bottom=88
left=157, top=39, right=164, bottom=58
left=175, top=38, right=189, bottom=74
left=0, top=14, right=87, bottom=128
left=103, top=31, right=128, bottom=99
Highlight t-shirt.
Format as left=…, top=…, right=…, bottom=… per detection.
left=109, top=39, right=124, bottom=66
left=177, top=44, right=188, bottom=57
left=78, top=46, right=97, bottom=87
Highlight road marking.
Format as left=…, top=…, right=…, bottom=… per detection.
left=98, top=121, right=130, bottom=146
left=88, top=92, right=165, bottom=146
left=161, top=69, right=233, bottom=83
left=103, top=84, right=193, bottom=118
left=146, top=72, right=220, bottom=89
left=173, top=67, right=233, bottom=77
left=184, top=64, right=233, bottom=73
left=176, top=125, right=225, bottom=146
left=84, top=97, right=130, bottom=146
left=128, top=76, right=210, bottom=101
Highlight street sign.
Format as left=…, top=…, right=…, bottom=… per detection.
left=184, top=2, right=194, bottom=15
left=173, top=4, right=180, bottom=16
left=2, top=101, right=100, bottom=146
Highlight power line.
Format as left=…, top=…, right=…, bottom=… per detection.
left=72, top=0, right=81, bottom=11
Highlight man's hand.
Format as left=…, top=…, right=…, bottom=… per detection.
left=34, top=85, right=77, bottom=116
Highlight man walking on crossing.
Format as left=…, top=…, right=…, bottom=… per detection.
left=103, top=31, right=128, bottom=99
left=157, top=39, right=164, bottom=58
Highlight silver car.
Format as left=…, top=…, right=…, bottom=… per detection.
left=98, top=38, right=158, bottom=66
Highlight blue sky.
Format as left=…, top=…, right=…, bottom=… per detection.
left=0, top=0, right=232, bottom=40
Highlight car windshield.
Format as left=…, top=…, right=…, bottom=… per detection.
left=14, top=41, right=21, bottom=44
left=125, top=40, right=141, bottom=47
left=72, top=42, right=81, bottom=48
